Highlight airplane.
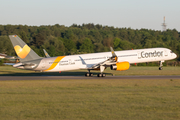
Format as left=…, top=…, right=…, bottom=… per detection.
left=9, top=35, right=177, bottom=77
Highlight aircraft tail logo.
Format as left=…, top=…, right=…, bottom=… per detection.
left=14, top=45, right=31, bottom=59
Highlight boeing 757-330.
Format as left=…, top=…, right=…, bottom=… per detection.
left=9, top=35, right=177, bottom=77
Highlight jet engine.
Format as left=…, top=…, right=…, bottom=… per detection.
left=110, top=61, right=130, bottom=71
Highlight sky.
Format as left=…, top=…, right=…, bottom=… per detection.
left=0, top=0, right=180, bottom=31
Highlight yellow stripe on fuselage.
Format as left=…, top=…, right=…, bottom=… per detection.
left=44, top=56, right=65, bottom=71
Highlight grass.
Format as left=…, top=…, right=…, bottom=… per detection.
left=0, top=79, right=180, bottom=120
left=0, top=66, right=180, bottom=119
left=0, top=66, right=180, bottom=76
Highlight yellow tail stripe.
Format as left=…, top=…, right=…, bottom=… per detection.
left=45, top=56, right=65, bottom=71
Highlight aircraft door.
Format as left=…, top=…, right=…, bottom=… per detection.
left=164, top=50, right=168, bottom=57
left=69, top=59, right=71, bottom=64
left=138, top=52, right=141, bottom=59
left=59, top=62, right=62, bottom=71
left=41, top=60, right=46, bottom=68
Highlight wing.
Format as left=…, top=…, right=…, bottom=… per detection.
left=3, top=63, right=16, bottom=66
left=88, top=47, right=118, bottom=70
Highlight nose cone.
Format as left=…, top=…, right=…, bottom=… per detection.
left=173, top=53, right=177, bottom=59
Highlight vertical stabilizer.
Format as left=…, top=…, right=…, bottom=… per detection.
left=9, top=35, right=41, bottom=62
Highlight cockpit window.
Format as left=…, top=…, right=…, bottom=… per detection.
left=170, top=51, right=174, bottom=53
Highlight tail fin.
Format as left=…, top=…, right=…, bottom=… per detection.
left=9, top=35, right=41, bottom=62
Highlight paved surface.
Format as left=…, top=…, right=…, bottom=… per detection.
left=0, top=75, right=180, bottom=81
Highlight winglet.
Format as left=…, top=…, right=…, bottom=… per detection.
left=110, top=47, right=117, bottom=57
left=110, top=47, right=118, bottom=62
left=43, top=49, right=50, bottom=58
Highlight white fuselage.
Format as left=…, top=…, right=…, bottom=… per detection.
left=34, top=48, right=177, bottom=72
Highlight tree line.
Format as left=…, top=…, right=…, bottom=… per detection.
left=0, top=24, right=179, bottom=61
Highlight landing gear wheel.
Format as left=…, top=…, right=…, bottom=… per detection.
left=85, top=73, right=93, bottom=77
left=97, top=73, right=106, bottom=77
left=90, top=73, right=93, bottom=77
left=159, top=67, right=163, bottom=70
left=102, top=73, right=106, bottom=77
left=85, top=73, right=89, bottom=77
left=97, top=73, right=102, bottom=77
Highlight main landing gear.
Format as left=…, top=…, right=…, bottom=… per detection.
left=97, top=65, right=106, bottom=77
left=85, top=69, right=93, bottom=77
left=97, top=73, right=106, bottom=77
left=85, top=66, right=106, bottom=77
left=159, top=61, right=164, bottom=70
left=85, top=72, right=106, bottom=77
left=85, top=72, right=93, bottom=77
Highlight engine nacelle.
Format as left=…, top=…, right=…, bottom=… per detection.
left=110, top=61, right=130, bottom=71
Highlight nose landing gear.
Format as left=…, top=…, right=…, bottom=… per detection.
left=159, top=67, right=163, bottom=70
left=159, top=61, right=164, bottom=70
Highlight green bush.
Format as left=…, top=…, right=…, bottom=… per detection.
left=0, top=59, right=4, bottom=66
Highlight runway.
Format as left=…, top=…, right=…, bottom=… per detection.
left=0, top=75, right=180, bottom=81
